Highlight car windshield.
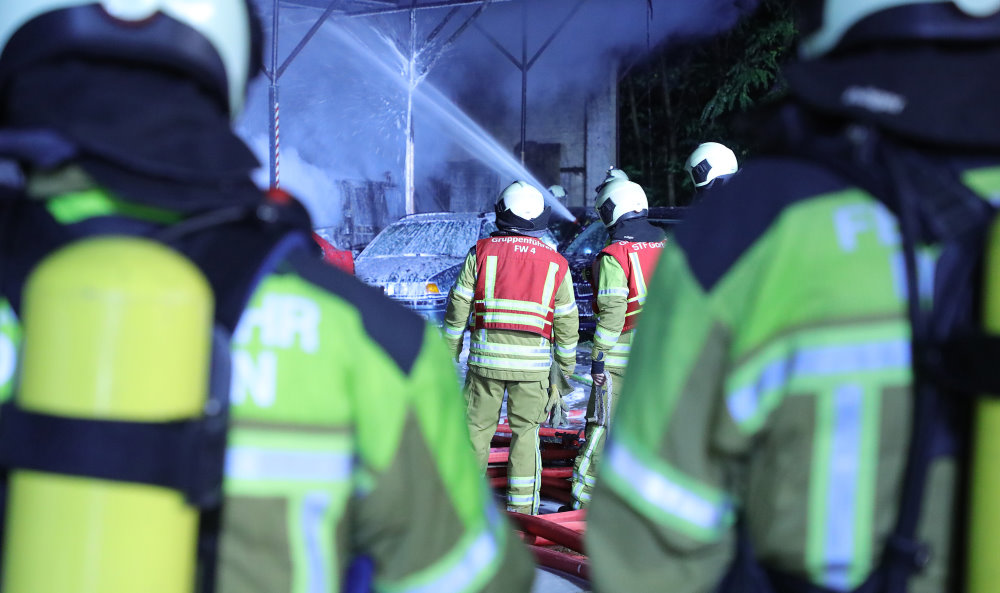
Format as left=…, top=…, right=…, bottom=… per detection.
left=361, top=219, right=482, bottom=258
left=563, top=221, right=609, bottom=256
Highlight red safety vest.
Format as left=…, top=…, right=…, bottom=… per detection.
left=592, top=240, right=665, bottom=332
left=473, top=235, right=569, bottom=340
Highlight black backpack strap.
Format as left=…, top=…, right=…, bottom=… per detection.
left=160, top=198, right=314, bottom=333
left=742, top=119, right=990, bottom=593
left=157, top=205, right=313, bottom=593
left=875, top=144, right=991, bottom=593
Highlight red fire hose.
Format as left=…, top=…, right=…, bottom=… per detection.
left=488, top=448, right=578, bottom=464
left=506, top=511, right=585, bottom=554
left=487, top=467, right=573, bottom=479
left=494, top=424, right=584, bottom=440
left=531, top=546, right=589, bottom=580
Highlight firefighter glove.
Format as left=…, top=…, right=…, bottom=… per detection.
left=594, top=373, right=613, bottom=428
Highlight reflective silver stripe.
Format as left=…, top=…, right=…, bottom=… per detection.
left=572, top=471, right=597, bottom=487
left=595, top=326, right=621, bottom=348
left=540, top=262, right=560, bottom=312
left=468, top=355, right=551, bottom=370
left=597, top=287, right=629, bottom=297
left=554, top=301, right=578, bottom=316
left=477, top=312, right=548, bottom=329
left=727, top=357, right=788, bottom=425
left=606, top=440, right=731, bottom=532
left=533, top=425, right=541, bottom=515
left=226, top=447, right=352, bottom=482
left=470, top=341, right=551, bottom=357
left=302, top=492, right=332, bottom=593
left=796, top=340, right=909, bottom=375
left=610, top=343, right=631, bottom=354
left=555, top=343, right=577, bottom=357
left=726, top=340, right=909, bottom=425
left=606, top=357, right=629, bottom=369
left=484, top=255, right=498, bottom=300
left=507, top=493, right=535, bottom=504
left=630, top=252, right=648, bottom=298
left=572, top=426, right=604, bottom=504
left=822, top=383, right=864, bottom=590
left=508, top=476, right=536, bottom=486
left=391, top=527, right=499, bottom=593
left=453, top=284, right=475, bottom=299
left=477, top=297, right=551, bottom=316
left=444, top=325, right=464, bottom=338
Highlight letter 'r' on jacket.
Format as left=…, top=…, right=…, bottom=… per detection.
left=593, top=240, right=664, bottom=332
left=473, top=236, right=570, bottom=340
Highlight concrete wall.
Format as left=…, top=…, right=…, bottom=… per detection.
left=454, top=61, right=619, bottom=212
left=584, top=65, right=619, bottom=209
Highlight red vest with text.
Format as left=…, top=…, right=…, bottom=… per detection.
left=473, top=235, right=569, bottom=340
left=592, top=240, right=665, bottom=332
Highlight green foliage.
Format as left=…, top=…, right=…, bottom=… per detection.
left=618, top=0, right=797, bottom=206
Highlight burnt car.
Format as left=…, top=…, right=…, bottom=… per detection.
left=354, top=211, right=557, bottom=324
left=564, top=206, right=687, bottom=334
left=548, top=206, right=594, bottom=250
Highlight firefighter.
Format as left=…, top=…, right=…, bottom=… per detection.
left=444, top=180, right=578, bottom=515
left=0, top=1, right=533, bottom=592
left=570, top=178, right=665, bottom=510
left=685, top=141, right=739, bottom=191
left=588, top=1, right=1000, bottom=591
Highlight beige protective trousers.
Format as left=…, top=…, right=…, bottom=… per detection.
left=464, top=370, right=549, bottom=514
left=571, top=366, right=625, bottom=509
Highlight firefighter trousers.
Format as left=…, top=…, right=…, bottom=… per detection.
left=464, top=370, right=549, bottom=515
left=571, top=366, right=625, bottom=509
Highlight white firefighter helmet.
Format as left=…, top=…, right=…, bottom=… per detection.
left=595, top=178, right=648, bottom=228
left=495, top=181, right=550, bottom=231
left=685, top=142, right=738, bottom=188
left=0, top=0, right=261, bottom=116
left=595, top=166, right=629, bottom=193
left=548, top=184, right=567, bottom=200
left=799, top=0, right=1000, bottom=59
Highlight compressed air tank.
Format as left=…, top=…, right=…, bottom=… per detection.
left=1, top=237, right=213, bottom=593
left=968, top=217, right=1000, bottom=593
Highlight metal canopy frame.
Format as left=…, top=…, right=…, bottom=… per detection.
left=262, top=0, right=579, bottom=214
left=471, top=0, right=587, bottom=166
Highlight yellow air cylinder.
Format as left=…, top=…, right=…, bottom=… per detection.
left=968, top=217, right=1000, bottom=593
left=1, top=237, right=213, bottom=593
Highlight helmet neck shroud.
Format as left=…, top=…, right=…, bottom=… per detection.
left=785, top=43, right=1000, bottom=149
left=605, top=208, right=647, bottom=231
left=1, top=59, right=261, bottom=212
left=608, top=215, right=661, bottom=243
left=0, top=3, right=263, bottom=116
left=494, top=200, right=552, bottom=233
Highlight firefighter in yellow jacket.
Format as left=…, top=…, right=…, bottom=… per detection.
left=445, top=181, right=579, bottom=515
left=572, top=177, right=665, bottom=509
left=0, top=1, right=534, bottom=591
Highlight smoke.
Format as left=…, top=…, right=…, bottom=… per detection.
left=433, top=0, right=758, bottom=113
left=236, top=0, right=759, bottom=227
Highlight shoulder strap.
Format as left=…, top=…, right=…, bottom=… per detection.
left=158, top=199, right=313, bottom=334
left=794, top=132, right=990, bottom=593
left=152, top=201, right=312, bottom=593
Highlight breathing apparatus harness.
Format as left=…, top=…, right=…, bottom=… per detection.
left=720, top=102, right=1000, bottom=593
left=0, top=131, right=313, bottom=592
